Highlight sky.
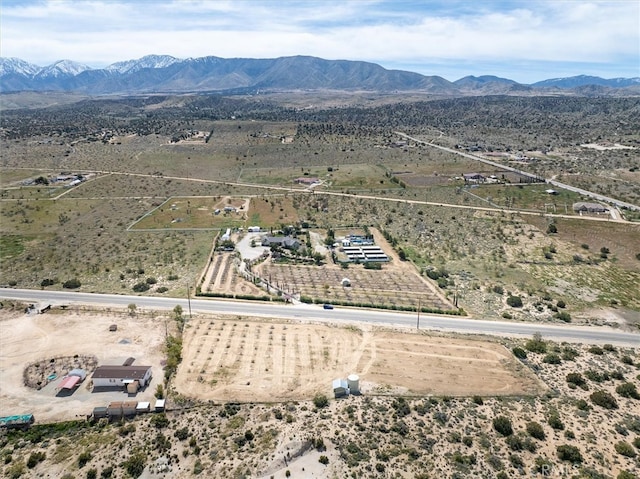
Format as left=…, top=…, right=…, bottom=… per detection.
left=1, top=0, right=639, bottom=83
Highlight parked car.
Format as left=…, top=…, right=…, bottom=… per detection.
left=323, top=304, right=334, bottom=310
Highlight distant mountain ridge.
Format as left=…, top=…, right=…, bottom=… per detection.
left=1, top=54, right=638, bottom=95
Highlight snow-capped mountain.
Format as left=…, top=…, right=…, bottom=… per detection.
left=0, top=57, right=41, bottom=76
left=105, top=54, right=182, bottom=74
left=1, top=55, right=639, bottom=96
left=33, top=60, right=92, bottom=79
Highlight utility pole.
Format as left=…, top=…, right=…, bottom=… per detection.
left=187, top=284, right=192, bottom=319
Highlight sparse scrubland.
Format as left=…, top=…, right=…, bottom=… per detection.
left=0, top=93, right=639, bottom=477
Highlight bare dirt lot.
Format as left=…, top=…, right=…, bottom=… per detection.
left=0, top=309, right=166, bottom=422
left=175, top=318, right=545, bottom=402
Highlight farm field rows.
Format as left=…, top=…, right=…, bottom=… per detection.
left=175, top=318, right=544, bottom=402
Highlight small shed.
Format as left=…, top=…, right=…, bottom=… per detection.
left=0, top=414, right=35, bottom=430
left=92, top=407, right=108, bottom=419
left=122, top=401, right=137, bottom=416
left=341, top=278, right=351, bottom=287
left=126, top=380, right=139, bottom=394
left=332, top=379, right=350, bottom=398
left=107, top=402, right=123, bottom=419
left=154, top=399, right=166, bottom=411
left=136, top=402, right=151, bottom=413
left=58, top=375, right=81, bottom=391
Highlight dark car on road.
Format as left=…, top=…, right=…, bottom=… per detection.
left=323, top=304, right=334, bottom=310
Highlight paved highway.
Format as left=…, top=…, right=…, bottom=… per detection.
left=1, top=289, right=638, bottom=346
left=396, top=132, right=640, bottom=212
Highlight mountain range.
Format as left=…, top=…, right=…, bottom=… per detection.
left=1, top=54, right=639, bottom=96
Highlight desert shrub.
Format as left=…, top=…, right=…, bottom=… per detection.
left=145, top=277, right=157, bottom=284
left=174, top=427, right=189, bottom=440
left=525, top=334, right=547, bottom=353
left=603, top=343, right=616, bottom=352
left=556, top=444, right=582, bottom=463
left=87, top=469, right=97, bottom=479
left=462, top=436, right=473, bottom=447
left=319, top=455, right=329, bottom=465
left=132, top=282, right=150, bottom=292
left=585, top=369, right=609, bottom=382
left=493, top=285, right=504, bottom=295
left=472, top=395, right=484, bottom=405
left=78, top=451, right=92, bottom=468
left=555, top=311, right=571, bottom=322
left=509, top=453, right=524, bottom=468
left=616, top=382, right=640, bottom=399
left=63, top=278, right=81, bottom=289
left=556, top=300, right=566, bottom=308
left=156, top=286, right=168, bottom=293
left=100, top=466, right=113, bottom=478
left=589, top=345, right=604, bottom=355
left=543, top=353, right=562, bottom=364
left=151, top=413, right=169, bottom=428
left=566, top=372, right=587, bottom=389
left=526, top=421, right=546, bottom=440
left=561, top=347, right=579, bottom=361
left=26, top=451, right=46, bottom=468
left=620, top=355, right=634, bottom=365
left=534, top=456, right=554, bottom=474
left=123, top=453, right=146, bottom=478
left=634, top=437, right=640, bottom=449
left=313, top=394, right=329, bottom=409
left=40, top=278, right=55, bottom=287
left=576, top=399, right=590, bottom=411
left=486, top=454, right=504, bottom=470
left=610, top=370, right=625, bottom=380
left=547, top=412, right=564, bottom=430
left=507, top=295, right=523, bottom=308
left=615, top=441, right=636, bottom=457
left=313, top=437, right=325, bottom=451
left=590, top=390, right=619, bottom=409
left=493, top=416, right=513, bottom=436
left=502, top=312, right=512, bottom=319
left=512, top=347, right=527, bottom=359
left=617, top=471, right=637, bottom=479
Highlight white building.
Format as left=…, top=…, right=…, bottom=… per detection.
left=91, top=365, right=152, bottom=388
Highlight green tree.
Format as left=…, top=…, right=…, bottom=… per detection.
left=506, top=295, right=523, bottom=308
left=123, top=453, right=146, bottom=478
left=590, top=390, right=618, bottom=409
left=526, top=421, right=546, bottom=440
left=493, top=416, right=513, bottom=436
left=313, top=394, right=329, bottom=409
left=556, top=444, right=582, bottom=463
left=614, top=441, right=636, bottom=458
left=616, top=382, right=640, bottom=399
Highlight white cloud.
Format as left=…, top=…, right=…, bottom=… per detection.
left=1, top=0, right=637, bottom=81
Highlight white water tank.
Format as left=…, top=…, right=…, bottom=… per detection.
left=347, top=374, right=360, bottom=394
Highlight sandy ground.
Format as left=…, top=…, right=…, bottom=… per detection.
left=175, top=318, right=544, bottom=402
left=0, top=309, right=167, bottom=422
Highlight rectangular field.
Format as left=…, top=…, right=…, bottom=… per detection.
left=175, top=319, right=545, bottom=402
